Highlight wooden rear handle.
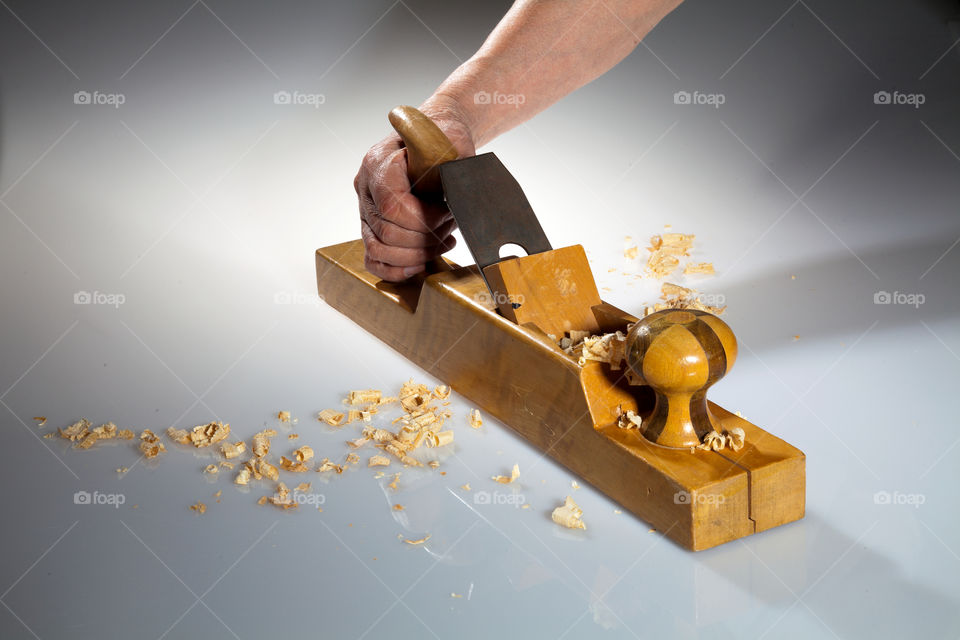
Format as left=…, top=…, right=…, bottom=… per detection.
left=388, top=105, right=459, bottom=196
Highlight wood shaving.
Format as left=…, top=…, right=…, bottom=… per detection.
left=317, top=458, right=344, bottom=474
left=571, top=481, right=580, bottom=490
left=403, top=534, right=431, bottom=545
left=116, top=466, right=128, bottom=474
left=139, top=430, right=165, bottom=458
left=280, top=456, right=310, bottom=472
left=399, top=380, right=431, bottom=412
left=461, top=483, right=471, bottom=491
left=551, top=496, right=587, bottom=530
left=433, top=385, right=451, bottom=400
left=294, top=445, right=314, bottom=463
left=294, top=482, right=311, bottom=492
left=118, top=429, right=134, bottom=440
left=683, top=262, right=715, bottom=275
left=388, top=473, right=400, bottom=490
left=268, top=482, right=298, bottom=510
left=190, top=502, right=206, bottom=514
left=393, top=504, right=404, bottom=511
left=59, top=418, right=90, bottom=441
left=428, top=460, right=440, bottom=469
left=278, top=410, right=291, bottom=422
left=426, top=430, right=454, bottom=448
left=648, top=282, right=726, bottom=316
left=646, top=233, right=694, bottom=278
left=468, top=409, right=482, bottom=429
left=492, top=464, right=520, bottom=485
left=235, top=468, right=251, bottom=485
left=257, top=495, right=268, bottom=505
left=617, top=409, right=642, bottom=430
left=288, top=433, right=299, bottom=440
left=368, top=455, right=391, bottom=467
left=219, top=461, right=234, bottom=469
left=345, top=452, right=360, bottom=465
left=317, top=409, right=345, bottom=427
left=221, top=441, right=246, bottom=459
left=204, top=464, right=218, bottom=474
left=252, top=429, right=276, bottom=457
left=692, top=427, right=746, bottom=452
left=33, top=416, right=47, bottom=427
left=168, top=421, right=231, bottom=448
left=624, top=246, right=639, bottom=260
left=347, top=389, right=381, bottom=405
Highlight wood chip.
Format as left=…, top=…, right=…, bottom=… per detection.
left=317, top=409, right=345, bottom=426
left=221, top=441, right=246, bottom=459
left=278, top=410, right=291, bottom=422
left=468, top=409, right=482, bottom=429
left=367, top=455, right=390, bottom=467
left=190, top=502, right=207, bottom=514
left=347, top=389, right=381, bottom=405
left=492, top=464, right=520, bottom=484
left=138, top=430, right=165, bottom=458
left=683, top=262, right=715, bottom=275
left=551, top=496, right=586, bottom=530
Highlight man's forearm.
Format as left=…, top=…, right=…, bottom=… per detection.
left=421, top=0, right=683, bottom=146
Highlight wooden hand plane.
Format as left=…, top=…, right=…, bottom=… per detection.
left=316, top=106, right=804, bottom=551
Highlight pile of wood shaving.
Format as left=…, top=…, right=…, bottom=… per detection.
left=644, top=282, right=725, bottom=317
left=691, top=427, right=745, bottom=453
left=57, top=419, right=134, bottom=450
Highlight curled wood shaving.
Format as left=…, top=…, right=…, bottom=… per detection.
left=617, top=410, right=642, bottom=430
left=204, top=464, right=218, bottom=474
left=551, top=496, right=587, bottom=530
left=221, top=441, right=246, bottom=459
left=468, top=409, right=482, bottom=429
left=317, top=409, right=345, bottom=427
left=402, top=534, right=431, bottom=545
left=294, top=445, right=314, bottom=463
left=268, top=482, right=297, bottom=510
left=646, top=233, right=694, bottom=278
left=139, top=430, right=165, bottom=458
left=33, top=416, right=47, bottom=427
left=168, top=421, right=231, bottom=448
left=649, top=282, right=726, bottom=316
left=683, top=262, right=715, bottom=275
left=252, top=429, right=276, bottom=457
left=317, top=458, right=344, bottom=474
left=492, top=464, right=520, bottom=485
left=280, top=456, right=310, bottom=472
left=692, top=427, right=747, bottom=453
left=368, top=455, right=391, bottom=467
left=433, top=385, right=451, bottom=400
left=347, top=389, right=381, bottom=405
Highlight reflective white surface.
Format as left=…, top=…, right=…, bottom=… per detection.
left=1, top=0, right=959, bottom=637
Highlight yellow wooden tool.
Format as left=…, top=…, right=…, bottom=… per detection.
left=316, top=106, right=805, bottom=551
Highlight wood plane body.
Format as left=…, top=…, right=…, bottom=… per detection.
left=316, top=239, right=805, bottom=551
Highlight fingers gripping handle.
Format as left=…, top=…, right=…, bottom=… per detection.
left=388, top=105, right=459, bottom=197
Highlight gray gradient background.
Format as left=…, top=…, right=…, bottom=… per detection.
left=1, top=0, right=959, bottom=638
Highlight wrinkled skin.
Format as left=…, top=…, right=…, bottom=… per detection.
left=354, top=116, right=475, bottom=282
